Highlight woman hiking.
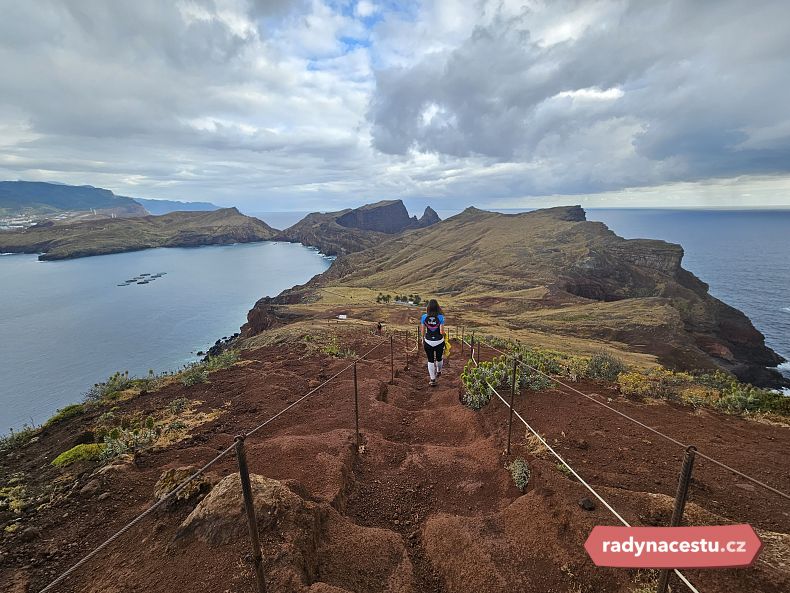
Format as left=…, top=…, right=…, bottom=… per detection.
left=420, top=299, right=445, bottom=387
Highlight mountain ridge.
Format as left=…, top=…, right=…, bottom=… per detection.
left=248, top=204, right=786, bottom=387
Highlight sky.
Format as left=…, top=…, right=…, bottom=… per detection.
left=1, top=0, right=789, bottom=212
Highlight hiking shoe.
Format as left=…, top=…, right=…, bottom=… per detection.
left=429, top=379, right=437, bottom=387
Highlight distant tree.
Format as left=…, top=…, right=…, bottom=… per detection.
left=384, top=294, right=392, bottom=303
left=413, top=295, right=421, bottom=305
left=376, top=294, right=382, bottom=303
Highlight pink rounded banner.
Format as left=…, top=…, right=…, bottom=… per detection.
left=584, top=524, right=762, bottom=568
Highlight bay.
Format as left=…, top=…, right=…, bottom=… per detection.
left=0, top=242, right=331, bottom=431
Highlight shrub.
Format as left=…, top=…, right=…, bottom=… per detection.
left=84, top=371, right=134, bottom=403
left=100, top=424, right=158, bottom=462
left=180, top=366, right=208, bottom=386
left=0, top=424, right=38, bottom=452
left=587, top=351, right=628, bottom=381
left=508, top=458, right=531, bottom=492
left=321, top=337, right=356, bottom=358
left=168, top=397, right=190, bottom=415
left=202, top=350, right=239, bottom=371
left=44, top=403, right=85, bottom=427
left=51, top=443, right=105, bottom=468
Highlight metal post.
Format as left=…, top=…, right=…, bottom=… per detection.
left=461, top=326, right=465, bottom=353
left=234, top=436, right=267, bottom=593
left=506, top=357, right=518, bottom=455
left=353, top=362, right=360, bottom=451
left=656, top=446, right=697, bottom=593
left=390, top=334, right=395, bottom=383
left=404, top=331, right=410, bottom=370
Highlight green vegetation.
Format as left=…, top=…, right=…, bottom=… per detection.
left=587, top=351, right=628, bottom=381
left=84, top=370, right=135, bottom=403
left=508, top=458, right=531, bottom=492
left=556, top=462, right=575, bottom=479
left=0, top=474, right=28, bottom=515
left=617, top=368, right=790, bottom=416
left=51, top=443, right=105, bottom=468
left=320, top=336, right=357, bottom=358
left=44, top=403, right=85, bottom=427
left=100, top=420, right=157, bottom=462
left=0, top=424, right=38, bottom=452
left=180, top=367, right=208, bottom=386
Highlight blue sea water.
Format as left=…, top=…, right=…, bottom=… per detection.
left=0, top=242, right=331, bottom=431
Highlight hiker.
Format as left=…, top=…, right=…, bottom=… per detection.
left=420, top=299, right=445, bottom=387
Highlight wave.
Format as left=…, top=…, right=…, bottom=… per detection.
left=782, top=306, right=790, bottom=313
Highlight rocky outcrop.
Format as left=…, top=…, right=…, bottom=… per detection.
left=174, top=474, right=415, bottom=592
left=412, top=206, right=440, bottom=228
left=276, top=199, right=440, bottom=256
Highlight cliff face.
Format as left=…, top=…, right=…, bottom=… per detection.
left=276, top=199, right=440, bottom=256
left=260, top=205, right=785, bottom=387
left=0, top=207, right=278, bottom=260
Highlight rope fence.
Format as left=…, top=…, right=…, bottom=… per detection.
left=37, top=337, right=392, bottom=593
left=477, top=339, right=790, bottom=502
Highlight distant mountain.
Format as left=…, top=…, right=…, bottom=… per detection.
left=276, top=199, right=441, bottom=256
left=133, top=198, right=220, bottom=215
left=0, top=208, right=278, bottom=260
left=0, top=181, right=146, bottom=217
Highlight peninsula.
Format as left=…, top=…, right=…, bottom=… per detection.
left=0, top=207, right=278, bottom=260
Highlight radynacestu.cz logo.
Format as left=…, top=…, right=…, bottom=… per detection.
left=585, top=525, right=762, bottom=568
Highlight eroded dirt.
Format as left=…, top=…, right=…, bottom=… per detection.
left=2, top=332, right=788, bottom=593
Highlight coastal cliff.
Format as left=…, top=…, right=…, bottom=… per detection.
left=0, top=208, right=278, bottom=260
left=276, top=199, right=440, bottom=256
left=250, top=205, right=786, bottom=387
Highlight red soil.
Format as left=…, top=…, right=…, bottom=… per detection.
left=2, top=333, right=789, bottom=593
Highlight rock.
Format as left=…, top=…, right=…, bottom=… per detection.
left=174, top=474, right=320, bottom=547
left=74, top=431, right=95, bottom=445
left=20, top=527, right=41, bottom=542
left=153, top=466, right=211, bottom=504
left=574, top=439, right=589, bottom=450
left=80, top=479, right=101, bottom=496
left=97, top=492, right=111, bottom=502
left=579, top=497, right=596, bottom=511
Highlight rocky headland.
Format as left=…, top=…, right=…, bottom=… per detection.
left=248, top=205, right=787, bottom=387
left=276, top=199, right=440, bottom=256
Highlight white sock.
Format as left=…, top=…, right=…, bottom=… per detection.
left=437, top=359, right=443, bottom=373
left=428, top=362, right=436, bottom=380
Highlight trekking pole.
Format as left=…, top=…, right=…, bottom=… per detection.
left=656, top=446, right=697, bottom=593
left=353, top=363, right=360, bottom=452
left=234, top=436, right=267, bottom=593
left=506, top=356, right=518, bottom=455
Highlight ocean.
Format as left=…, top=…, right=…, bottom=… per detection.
left=0, top=242, right=331, bottom=431
left=2, top=209, right=787, bottom=431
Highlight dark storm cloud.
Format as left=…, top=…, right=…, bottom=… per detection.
left=368, top=0, right=790, bottom=192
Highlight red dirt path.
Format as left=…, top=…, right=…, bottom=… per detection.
left=2, top=333, right=789, bottom=593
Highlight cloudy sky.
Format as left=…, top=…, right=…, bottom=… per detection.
left=1, top=0, right=789, bottom=212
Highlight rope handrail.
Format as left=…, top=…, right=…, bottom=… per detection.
left=37, top=337, right=390, bottom=593
left=471, top=339, right=790, bottom=502
left=472, top=354, right=701, bottom=593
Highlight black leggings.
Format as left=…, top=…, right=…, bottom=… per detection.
left=424, top=341, right=445, bottom=363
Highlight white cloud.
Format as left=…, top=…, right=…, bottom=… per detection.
left=0, top=0, right=788, bottom=210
